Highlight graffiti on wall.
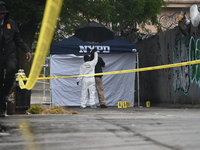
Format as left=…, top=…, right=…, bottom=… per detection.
left=173, top=35, right=190, bottom=94
left=173, top=36, right=200, bottom=94
left=189, top=37, right=200, bottom=83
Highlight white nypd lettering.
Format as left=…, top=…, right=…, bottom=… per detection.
left=79, top=45, right=110, bottom=53
left=79, top=46, right=87, bottom=53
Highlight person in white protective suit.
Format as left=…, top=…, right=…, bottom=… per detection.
left=76, top=49, right=98, bottom=109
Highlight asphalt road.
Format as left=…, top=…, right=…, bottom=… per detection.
left=0, top=107, right=200, bottom=150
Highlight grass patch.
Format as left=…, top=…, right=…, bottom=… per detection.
left=27, top=104, right=78, bottom=114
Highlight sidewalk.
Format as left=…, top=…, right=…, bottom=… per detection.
left=1, top=107, right=200, bottom=150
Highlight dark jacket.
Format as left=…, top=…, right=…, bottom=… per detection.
left=0, top=1, right=30, bottom=60
left=95, top=57, right=105, bottom=78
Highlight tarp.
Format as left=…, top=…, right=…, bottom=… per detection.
left=50, top=36, right=138, bottom=106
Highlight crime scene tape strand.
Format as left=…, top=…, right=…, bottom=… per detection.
left=35, top=59, right=200, bottom=80
left=18, top=0, right=63, bottom=90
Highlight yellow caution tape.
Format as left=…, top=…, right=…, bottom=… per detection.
left=36, top=81, right=50, bottom=84
left=30, top=59, right=200, bottom=80
left=19, top=0, right=63, bottom=90
left=31, top=89, right=50, bottom=91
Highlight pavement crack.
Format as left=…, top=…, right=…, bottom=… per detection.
left=99, top=119, right=181, bottom=150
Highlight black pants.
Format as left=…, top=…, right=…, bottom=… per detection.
left=0, top=54, right=18, bottom=112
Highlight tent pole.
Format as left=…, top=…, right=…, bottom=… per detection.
left=136, top=53, right=140, bottom=108
left=50, top=55, right=52, bottom=107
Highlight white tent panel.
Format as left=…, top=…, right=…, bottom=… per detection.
left=50, top=53, right=136, bottom=106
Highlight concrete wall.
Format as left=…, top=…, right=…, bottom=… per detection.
left=138, top=25, right=200, bottom=105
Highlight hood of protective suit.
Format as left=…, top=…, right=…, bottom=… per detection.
left=83, top=62, right=91, bottom=68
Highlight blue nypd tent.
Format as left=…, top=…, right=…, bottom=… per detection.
left=51, top=36, right=137, bottom=54
left=50, top=36, right=139, bottom=107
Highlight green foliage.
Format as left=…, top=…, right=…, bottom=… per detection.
left=3, top=0, right=166, bottom=43
left=3, top=0, right=45, bottom=26
left=54, top=0, right=166, bottom=41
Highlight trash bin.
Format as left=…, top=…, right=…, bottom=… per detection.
left=14, top=69, right=31, bottom=114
